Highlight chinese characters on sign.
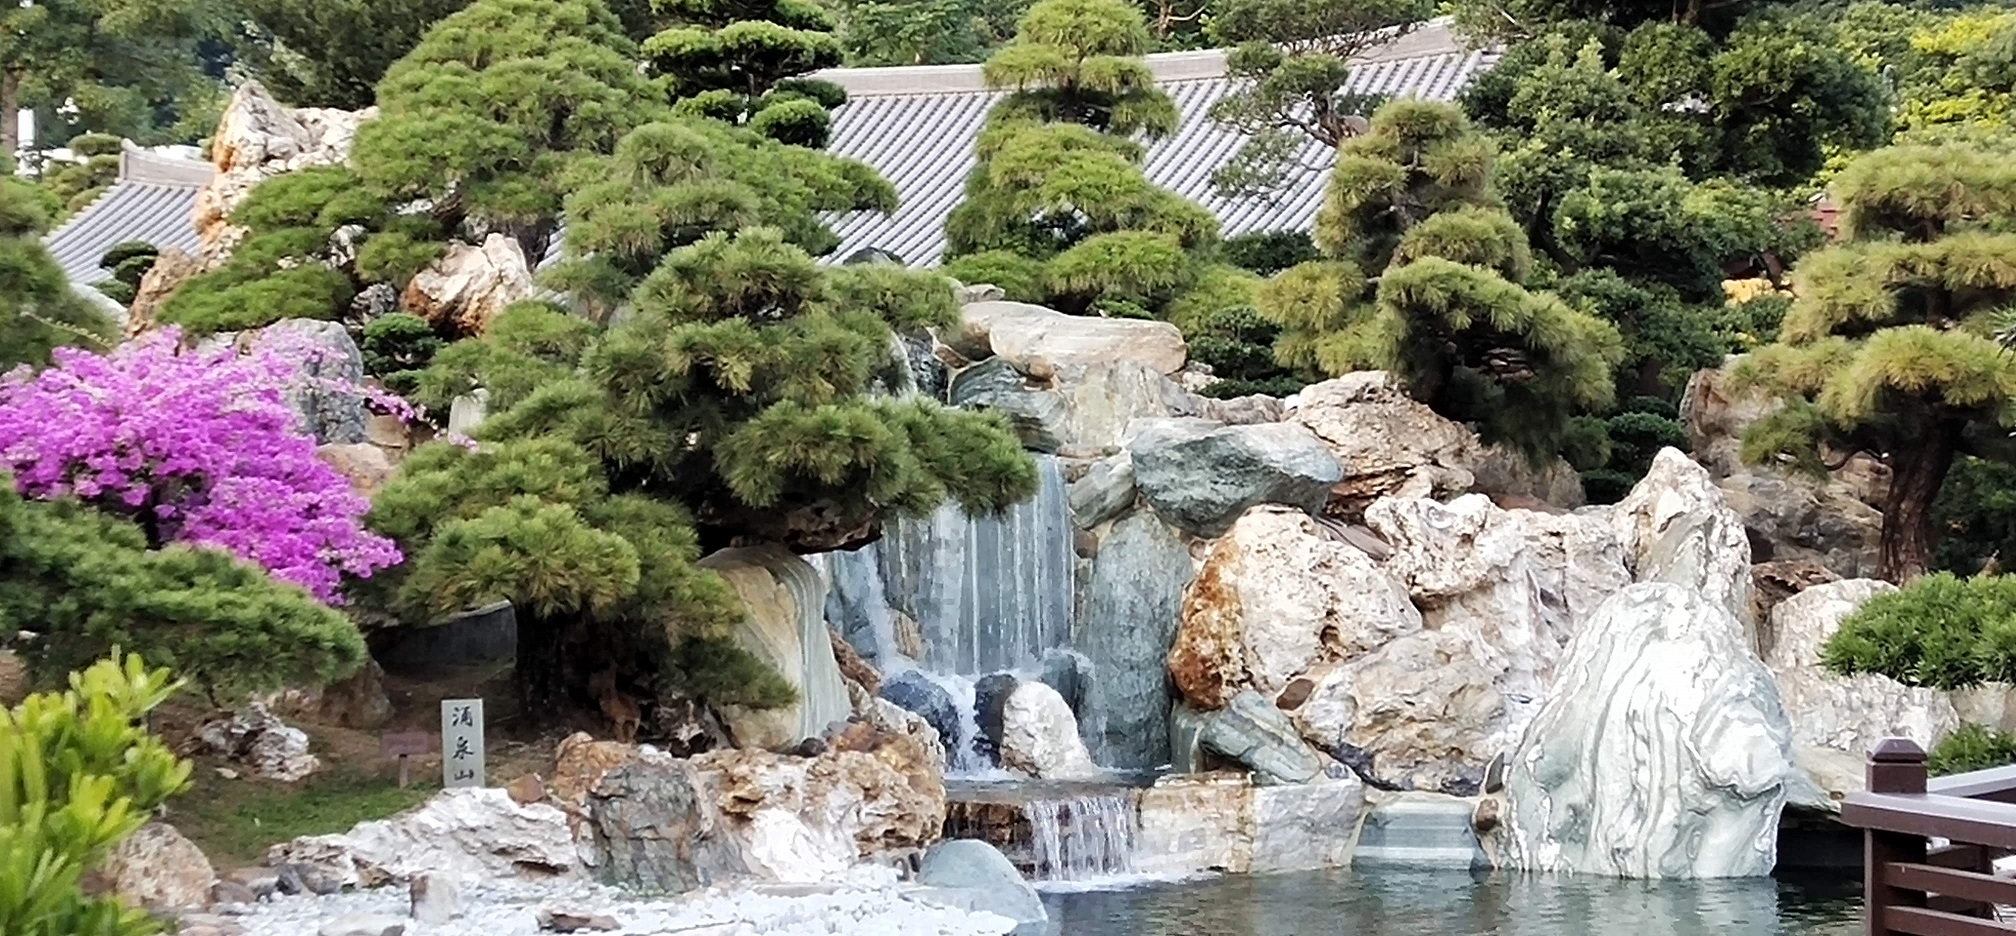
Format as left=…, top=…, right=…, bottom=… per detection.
left=441, top=698, right=485, bottom=788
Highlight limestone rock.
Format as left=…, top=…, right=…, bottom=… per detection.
left=266, top=789, right=577, bottom=888
left=317, top=443, right=396, bottom=499
left=956, top=283, right=1006, bottom=305
left=1502, top=583, right=1800, bottom=878
left=915, top=840, right=1046, bottom=928
left=699, top=547, right=851, bottom=751
left=0, top=649, right=25, bottom=707
left=401, top=233, right=534, bottom=337
left=1679, top=358, right=1780, bottom=478
left=537, top=909, right=620, bottom=932
left=1191, top=691, right=1324, bottom=785
left=1067, top=453, right=1135, bottom=529
left=318, top=914, right=405, bottom=936
left=1127, top=419, right=1342, bottom=538
left=251, top=319, right=368, bottom=444
left=1133, top=772, right=1366, bottom=875
left=1752, top=559, right=1842, bottom=625
left=1290, top=373, right=1480, bottom=516
left=99, top=822, right=216, bottom=910
left=198, top=702, right=320, bottom=782
left=1051, top=361, right=1204, bottom=453
left=267, top=658, right=393, bottom=730
left=997, top=681, right=1100, bottom=780
left=1291, top=629, right=1509, bottom=796
left=961, top=301, right=1186, bottom=375
left=124, top=246, right=204, bottom=336
left=197, top=82, right=376, bottom=265
left=1080, top=509, right=1194, bottom=770
left=1169, top=506, right=1418, bottom=710
left=551, top=732, right=642, bottom=808
left=1609, top=448, right=1754, bottom=632
left=1717, top=472, right=1883, bottom=579
left=408, top=871, right=461, bottom=924
left=879, top=670, right=960, bottom=761
left=1763, top=580, right=1958, bottom=755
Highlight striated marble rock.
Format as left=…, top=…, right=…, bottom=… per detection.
left=1068, top=453, right=1136, bottom=530
left=698, top=546, right=851, bottom=751
left=1127, top=419, right=1342, bottom=538
left=196, top=82, right=375, bottom=265
left=1080, top=509, right=1194, bottom=770
left=960, top=301, right=1186, bottom=375
left=1502, top=583, right=1800, bottom=879
left=198, top=702, right=320, bottom=782
left=947, top=357, right=1068, bottom=452
left=1132, top=771, right=1366, bottom=875
left=267, top=789, right=577, bottom=888
left=1609, top=448, right=1754, bottom=634
left=1352, top=792, right=1492, bottom=868
left=915, top=840, right=1047, bottom=929
left=1762, top=580, right=1957, bottom=755
left=97, top=822, right=217, bottom=910
left=1169, top=506, right=1419, bottom=710
left=997, top=681, right=1100, bottom=780
left=400, top=233, right=534, bottom=337
left=1190, top=691, right=1324, bottom=785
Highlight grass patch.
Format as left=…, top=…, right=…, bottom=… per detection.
left=169, top=762, right=439, bottom=868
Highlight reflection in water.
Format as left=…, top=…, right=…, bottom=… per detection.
left=1041, top=867, right=1861, bottom=936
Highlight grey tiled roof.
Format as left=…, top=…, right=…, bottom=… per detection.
left=46, top=20, right=1496, bottom=286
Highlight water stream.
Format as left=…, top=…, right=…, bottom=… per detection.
left=1027, top=794, right=1139, bottom=884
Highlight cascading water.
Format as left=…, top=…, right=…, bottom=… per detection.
left=1026, top=794, right=1140, bottom=883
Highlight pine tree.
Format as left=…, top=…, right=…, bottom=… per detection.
left=643, top=0, right=851, bottom=147
left=0, top=177, right=112, bottom=371
left=1258, top=100, right=1624, bottom=458
left=1735, top=141, right=2016, bottom=582
left=941, top=0, right=1230, bottom=319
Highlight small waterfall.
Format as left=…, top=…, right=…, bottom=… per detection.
left=1026, top=795, right=1139, bottom=883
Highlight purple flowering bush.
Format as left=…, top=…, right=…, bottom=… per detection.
left=0, top=328, right=401, bottom=603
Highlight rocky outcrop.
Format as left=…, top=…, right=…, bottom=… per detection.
left=880, top=670, right=961, bottom=761
left=123, top=247, right=204, bottom=336
left=1609, top=449, right=1754, bottom=633
left=1067, top=453, right=1135, bottom=529
left=198, top=702, right=320, bottom=782
left=698, top=547, right=851, bottom=751
left=1133, top=771, right=1367, bottom=875
left=196, top=82, right=375, bottom=265
left=318, top=443, right=396, bottom=499
left=1126, top=419, right=1342, bottom=538
left=997, top=681, right=1099, bottom=780
left=1762, top=580, right=1958, bottom=756
left=1080, top=510, right=1194, bottom=770
left=97, top=823, right=216, bottom=910
left=268, top=658, right=393, bottom=730
left=1503, top=584, right=1800, bottom=879
left=1184, top=691, right=1325, bottom=785
left=955, top=301, right=1186, bottom=375
left=1717, top=472, right=1883, bottom=579
left=915, top=840, right=1047, bottom=930
left=267, top=789, right=577, bottom=888
left=400, top=233, right=535, bottom=337
left=948, top=357, right=1068, bottom=452
left=1169, top=506, right=1419, bottom=710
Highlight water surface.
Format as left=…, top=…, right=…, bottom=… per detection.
left=1040, top=867, right=1861, bottom=936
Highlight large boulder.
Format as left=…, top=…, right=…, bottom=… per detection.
left=879, top=670, right=961, bottom=761
left=1609, top=448, right=1754, bottom=634
left=698, top=546, right=851, bottom=751
left=317, top=443, right=397, bottom=500
left=197, top=702, right=320, bottom=782
left=1168, top=506, right=1419, bottom=710
left=96, top=823, right=216, bottom=911
left=1079, top=509, right=1194, bottom=770
left=251, top=319, right=369, bottom=444
left=1126, top=419, right=1342, bottom=538
left=915, top=840, right=1047, bottom=930
left=1717, top=472, right=1883, bottom=579
left=1762, top=580, right=1958, bottom=756
left=1502, top=584, right=1800, bottom=878
left=997, top=681, right=1099, bottom=780
left=400, top=233, right=535, bottom=337
left=196, top=82, right=375, bottom=265
left=267, top=789, right=577, bottom=888
left=958, top=301, right=1186, bottom=375
left=948, top=357, right=1068, bottom=452
left=1133, top=772, right=1366, bottom=875
left=1188, top=691, right=1325, bottom=785
left=1067, top=453, right=1135, bottom=529
left=1051, top=361, right=1204, bottom=452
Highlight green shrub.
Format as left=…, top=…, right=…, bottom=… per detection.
left=941, top=250, right=1046, bottom=304
left=1822, top=573, right=2016, bottom=690
left=360, top=313, right=444, bottom=397
left=1221, top=229, right=1319, bottom=276
left=0, top=653, right=193, bottom=936
left=1619, top=395, right=1679, bottom=420
left=98, top=241, right=160, bottom=272
left=91, top=279, right=137, bottom=306
left=1605, top=410, right=1691, bottom=475
left=1579, top=468, right=1637, bottom=505
left=1933, top=456, right=2016, bottom=576
left=1928, top=722, right=2016, bottom=777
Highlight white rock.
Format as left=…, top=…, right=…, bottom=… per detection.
left=318, top=913, right=405, bottom=936
left=1610, top=448, right=1755, bottom=636
left=1248, top=776, right=1368, bottom=872
left=198, top=702, right=320, bottom=782
left=1503, top=583, right=1800, bottom=879
left=1132, top=771, right=1367, bottom=875
left=196, top=82, right=376, bottom=266
left=996, top=682, right=1099, bottom=780
left=961, top=301, right=1187, bottom=375
left=1763, top=579, right=1958, bottom=756
left=98, top=822, right=216, bottom=910
left=1291, top=373, right=1479, bottom=509
left=697, top=546, right=852, bottom=751
left=400, top=233, right=534, bottom=336
left=267, top=789, right=577, bottom=889
left=408, top=871, right=461, bottom=924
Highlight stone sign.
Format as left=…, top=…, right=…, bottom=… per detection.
left=441, top=698, right=485, bottom=788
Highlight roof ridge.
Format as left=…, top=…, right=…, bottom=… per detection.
left=119, top=142, right=215, bottom=188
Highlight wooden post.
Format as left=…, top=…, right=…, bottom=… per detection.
left=1867, top=738, right=1930, bottom=936
left=381, top=731, right=433, bottom=790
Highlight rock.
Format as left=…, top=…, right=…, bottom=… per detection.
left=1192, top=691, right=1324, bottom=785
left=1133, top=771, right=1367, bottom=875
left=997, top=681, right=1100, bottom=780
left=266, top=788, right=577, bottom=888
left=448, top=390, right=489, bottom=436
left=831, top=628, right=881, bottom=697
left=1169, top=505, right=1419, bottom=710
left=317, top=443, right=396, bottom=499
left=698, top=546, right=851, bottom=751
left=1290, top=373, right=1482, bottom=517
left=98, top=822, right=216, bottom=910
left=961, top=301, right=1186, bottom=375
left=221, top=867, right=279, bottom=900
left=401, top=233, right=535, bottom=337
left=1200, top=393, right=1286, bottom=426
left=550, top=732, right=641, bottom=807
left=1763, top=580, right=1958, bottom=755
left=196, top=82, right=376, bottom=265
left=948, top=357, right=1068, bottom=452
left=0, top=649, right=24, bottom=706
left=319, top=914, right=405, bottom=936
left=956, top=283, right=1006, bottom=305
left=1051, top=361, right=1204, bottom=453
left=408, top=871, right=461, bottom=924
left=1717, top=472, right=1883, bottom=579
left=1680, top=358, right=1778, bottom=478
left=1753, top=559, right=1842, bottom=624
left=1352, top=792, right=1491, bottom=868
left=507, top=774, right=547, bottom=806
left=1067, top=453, right=1135, bottom=529
left=1127, top=419, right=1342, bottom=538
left=537, top=909, right=620, bottom=932
left=916, top=840, right=1046, bottom=928
left=1609, top=448, right=1754, bottom=633
left=1502, top=583, right=1800, bottom=878
left=1291, top=630, right=1507, bottom=795
left=197, top=702, right=320, bottom=782
left=971, top=673, right=1018, bottom=765
left=1247, top=776, right=1368, bottom=872
left=250, top=319, right=368, bottom=444
left=1036, top=648, right=1091, bottom=721
left=896, top=330, right=949, bottom=402
left=209, top=879, right=257, bottom=906
left=124, top=246, right=204, bottom=336
left=1080, top=510, right=1194, bottom=770
left=269, top=657, right=393, bottom=730
left=879, top=671, right=961, bottom=761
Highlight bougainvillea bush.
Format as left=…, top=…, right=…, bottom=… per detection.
left=0, top=329, right=400, bottom=603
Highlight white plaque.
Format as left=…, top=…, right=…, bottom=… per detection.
left=441, top=698, right=485, bottom=788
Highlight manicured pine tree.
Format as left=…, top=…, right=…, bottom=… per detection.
left=1258, top=100, right=1624, bottom=458
left=1735, top=141, right=2016, bottom=582
left=643, top=0, right=852, bottom=147
left=0, top=176, right=112, bottom=371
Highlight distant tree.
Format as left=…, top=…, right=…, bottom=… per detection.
left=1735, top=142, right=2016, bottom=581
left=643, top=0, right=850, bottom=146
left=1257, top=100, right=1624, bottom=458
left=234, top=0, right=475, bottom=110
left=836, top=0, right=995, bottom=65
left=0, top=177, right=112, bottom=371
left=0, top=0, right=227, bottom=153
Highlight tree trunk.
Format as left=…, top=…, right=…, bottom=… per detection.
left=1879, top=423, right=1961, bottom=583
left=1, top=71, right=19, bottom=165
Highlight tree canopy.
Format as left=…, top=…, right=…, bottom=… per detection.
left=0, top=177, right=112, bottom=372
left=644, top=0, right=851, bottom=147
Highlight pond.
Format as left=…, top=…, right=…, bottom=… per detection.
left=1037, top=867, right=1862, bottom=936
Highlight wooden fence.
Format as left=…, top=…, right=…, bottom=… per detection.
left=1840, top=738, right=2016, bottom=935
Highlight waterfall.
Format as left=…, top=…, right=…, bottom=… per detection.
left=1026, top=794, right=1139, bottom=883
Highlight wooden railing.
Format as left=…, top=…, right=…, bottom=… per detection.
left=1841, top=738, right=2016, bottom=935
